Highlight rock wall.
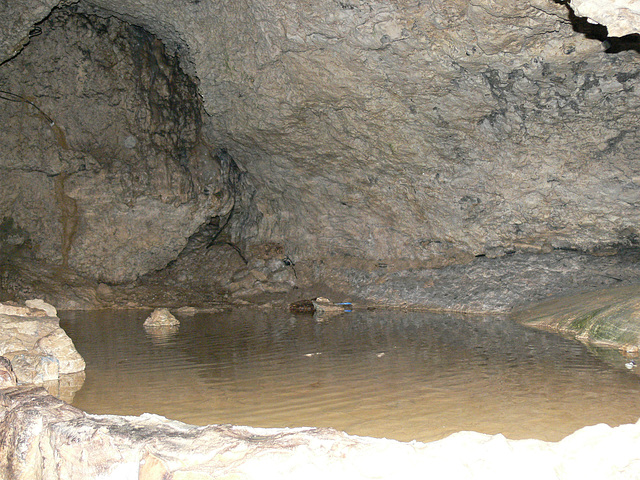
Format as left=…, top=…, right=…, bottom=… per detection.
left=76, top=0, right=640, bottom=267
left=0, top=8, right=239, bottom=282
left=0, top=0, right=59, bottom=64
left=1, top=0, right=640, bottom=285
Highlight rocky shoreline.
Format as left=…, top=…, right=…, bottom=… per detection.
left=2, top=385, right=640, bottom=480
left=0, top=300, right=85, bottom=402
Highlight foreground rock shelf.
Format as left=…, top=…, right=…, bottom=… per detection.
left=1, top=386, right=640, bottom=480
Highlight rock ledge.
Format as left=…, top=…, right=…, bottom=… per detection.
left=1, top=386, right=640, bottom=479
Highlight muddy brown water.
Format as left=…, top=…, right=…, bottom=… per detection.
left=59, top=309, right=640, bottom=443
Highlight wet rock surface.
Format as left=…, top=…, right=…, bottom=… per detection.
left=2, top=386, right=640, bottom=480
left=2, top=3, right=640, bottom=290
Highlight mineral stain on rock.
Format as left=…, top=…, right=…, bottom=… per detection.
left=53, top=173, right=79, bottom=269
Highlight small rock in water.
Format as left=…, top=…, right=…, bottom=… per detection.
left=289, top=299, right=315, bottom=314
left=144, top=308, right=180, bottom=327
left=175, top=306, right=198, bottom=316
left=313, top=297, right=350, bottom=318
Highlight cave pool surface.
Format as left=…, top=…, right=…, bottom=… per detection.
left=59, top=308, right=640, bottom=443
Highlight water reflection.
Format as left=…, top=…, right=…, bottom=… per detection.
left=144, top=324, right=180, bottom=344
left=59, top=309, right=640, bottom=443
left=42, top=371, right=85, bottom=403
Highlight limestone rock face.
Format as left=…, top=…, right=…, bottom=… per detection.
left=2, top=0, right=640, bottom=285
left=0, top=301, right=85, bottom=381
left=77, top=0, right=640, bottom=267
left=0, top=0, right=59, bottom=63
left=0, top=9, right=237, bottom=283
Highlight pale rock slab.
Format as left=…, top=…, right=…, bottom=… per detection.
left=0, top=303, right=46, bottom=317
left=0, top=302, right=85, bottom=383
left=571, top=0, right=640, bottom=36
left=25, top=299, right=57, bottom=317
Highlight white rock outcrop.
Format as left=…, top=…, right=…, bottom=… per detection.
left=571, top=0, right=640, bottom=37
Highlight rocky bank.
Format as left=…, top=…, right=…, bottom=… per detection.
left=2, top=385, right=640, bottom=480
left=0, top=300, right=85, bottom=402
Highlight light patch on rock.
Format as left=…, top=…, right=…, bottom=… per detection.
left=571, top=0, right=640, bottom=36
left=25, top=299, right=57, bottom=317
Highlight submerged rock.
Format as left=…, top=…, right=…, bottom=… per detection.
left=289, top=299, right=315, bottom=314
left=1, top=386, right=640, bottom=479
left=512, top=285, right=640, bottom=352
